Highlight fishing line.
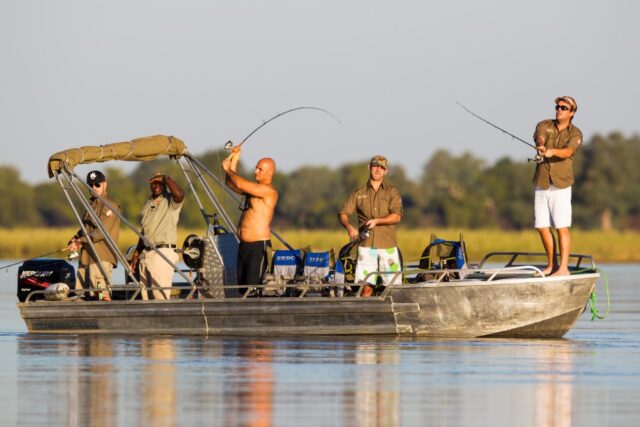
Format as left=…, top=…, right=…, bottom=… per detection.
left=1, top=247, right=69, bottom=272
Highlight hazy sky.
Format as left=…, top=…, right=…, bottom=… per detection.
left=2, top=0, right=639, bottom=184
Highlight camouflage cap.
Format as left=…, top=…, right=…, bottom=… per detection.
left=555, top=96, right=578, bottom=112
left=370, top=155, right=388, bottom=169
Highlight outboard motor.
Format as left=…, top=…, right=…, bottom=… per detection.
left=17, top=259, right=75, bottom=302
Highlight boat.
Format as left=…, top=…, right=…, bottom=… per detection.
left=17, top=135, right=600, bottom=338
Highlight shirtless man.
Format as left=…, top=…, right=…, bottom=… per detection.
left=222, top=147, right=279, bottom=293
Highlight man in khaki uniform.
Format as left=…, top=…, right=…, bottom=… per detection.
left=339, top=155, right=403, bottom=296
left=68, top=170, right=121, bottom=301
left=533, top=96, right=583, bottom=276
left=131, top=173, right=184, bottom=299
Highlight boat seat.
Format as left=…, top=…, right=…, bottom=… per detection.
left=262, top=249, right=304, bottom=296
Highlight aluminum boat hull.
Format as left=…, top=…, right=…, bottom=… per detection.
left=18, top=273, right=598, bottom=338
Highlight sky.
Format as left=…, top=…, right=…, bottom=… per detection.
left=1, top=0, right=639, bottom=184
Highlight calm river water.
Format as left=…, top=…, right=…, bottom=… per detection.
left=0, top=261, right=638, bottom=426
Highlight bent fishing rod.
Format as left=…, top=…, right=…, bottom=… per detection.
left=456, top=101, right=543, bottom=163
left=224, top=106, right=341, bottom=151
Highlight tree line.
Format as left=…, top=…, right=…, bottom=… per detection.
left=1, top=132, right=638, bottom=231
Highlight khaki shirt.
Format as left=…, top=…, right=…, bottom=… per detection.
left=533, top=119, right=583, bottom=189
left=339, top=181, right=403, bottom=249
left=77, top=194, right=121, bottom=266
left=139, top=192, right=183, bottom=247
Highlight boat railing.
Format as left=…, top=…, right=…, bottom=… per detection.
left=477, top=251, right=596, bottom=270
left=22, top=258, right=597, bottom=303
left=393, top=264, right=547, bottom=283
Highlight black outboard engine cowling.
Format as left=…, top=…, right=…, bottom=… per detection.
left=17, top=259, right=75, bottom=302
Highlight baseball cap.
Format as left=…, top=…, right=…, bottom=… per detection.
left=370, top=155, right=388, bottom=169
left=555, top=96, right=578, bottom=112
left=86, top=170, right=106, bottom=186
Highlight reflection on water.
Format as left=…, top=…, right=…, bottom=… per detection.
left=14, top=335, right=600, bottom=427
left=3, top=264, right=640, bottom=425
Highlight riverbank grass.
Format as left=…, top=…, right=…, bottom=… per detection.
left=1, top=227, right=638, bottom=263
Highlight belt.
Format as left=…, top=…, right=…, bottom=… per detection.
left=145, top=244, right=176, bottom=250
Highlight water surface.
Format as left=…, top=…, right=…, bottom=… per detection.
left=1, top=262, right=638, bottom=426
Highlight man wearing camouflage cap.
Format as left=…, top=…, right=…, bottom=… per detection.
left=339, top=155, right=403, bottom=296
left=533, top=96, right=582, bottom=276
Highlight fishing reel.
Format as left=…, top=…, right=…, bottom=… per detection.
left=224, top=140, right=235, bottom=151
left=355, top=225, right=371, bottom=243
left=528, top=153, right=544, bottom=164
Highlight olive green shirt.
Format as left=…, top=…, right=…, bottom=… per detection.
left=139, top=192, right=183, bottom=247
left=533, top=119, right=583, bottom=189
left=339, top=181, right=403, bottom=249
left=76, top=194, right=121, bottom=267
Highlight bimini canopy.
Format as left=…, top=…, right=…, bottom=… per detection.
left=47, top=135, right=188, bottom=178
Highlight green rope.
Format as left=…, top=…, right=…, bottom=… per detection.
left=571, top=267, right=610, bottom=320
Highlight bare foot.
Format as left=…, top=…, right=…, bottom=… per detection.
left=551, top=268, right=570, bottom=277
left=540, top=266, right=553, bottom=276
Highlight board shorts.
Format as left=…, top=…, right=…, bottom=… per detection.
left=355, top=246, right=402, bottom=285
left=534, top=185, right=572, bottom=229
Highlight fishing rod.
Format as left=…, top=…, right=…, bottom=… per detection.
left=224, top=106, right=341, bottom=151
left=1, top=247, right=71, bottom=271
left=456, top=101, right=543, bottom=163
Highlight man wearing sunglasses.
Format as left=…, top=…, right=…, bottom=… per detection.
left=131, top=173, right=185, bottom=300
left=533, top=96, right=582, bottom=276
left=68, top=170, right=121, bottom=301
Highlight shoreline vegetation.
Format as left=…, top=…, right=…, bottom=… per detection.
left=1, top=227, right=639, bottom=263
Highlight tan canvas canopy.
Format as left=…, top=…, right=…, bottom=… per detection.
left=47, top=135, right=188, bottom=178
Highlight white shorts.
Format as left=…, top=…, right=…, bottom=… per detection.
left=355, top=246, right=402, bottom=285
left=534, top=186, right=572, bottom=229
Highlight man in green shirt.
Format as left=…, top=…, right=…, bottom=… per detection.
left=533, top=96, right=582, bottom=276
left=339, top=155, right=403, bottom=296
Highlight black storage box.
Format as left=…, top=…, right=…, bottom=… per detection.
left=17, top=259, right=75, bottom=302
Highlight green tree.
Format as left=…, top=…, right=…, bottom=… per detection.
left=0, top=166, right=41, bottom=227
left=33, top=181, right=76, bottom=226
left=574, top=132, right=640, bottom=230
left=480, top=157, right=534, bottom=229
left=418, top=150, right=489, bottom=227
left=277, top=166, right=343, bottom=228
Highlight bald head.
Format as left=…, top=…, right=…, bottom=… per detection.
left=255, top=157, right=276, bottom=184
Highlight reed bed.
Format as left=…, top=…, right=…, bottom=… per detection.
left=1, top=227, right=638, bottom=263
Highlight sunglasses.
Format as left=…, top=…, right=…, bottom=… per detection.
left=555, top=105, right=571, bottom=111
left=91, top=182, right=102, bottom=188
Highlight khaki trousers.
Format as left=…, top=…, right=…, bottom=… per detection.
left=139, top=248, right=178, bottom=300
left=76, top=261, right=113, bottom=299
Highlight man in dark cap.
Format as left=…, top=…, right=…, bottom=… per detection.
left=68, top=170, right=121, bottom=301
left=533, top=96, right=582, bottom=276
left=131, top=173, right=184, bottom=300
left=338, top=155, right=403, bottom=296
